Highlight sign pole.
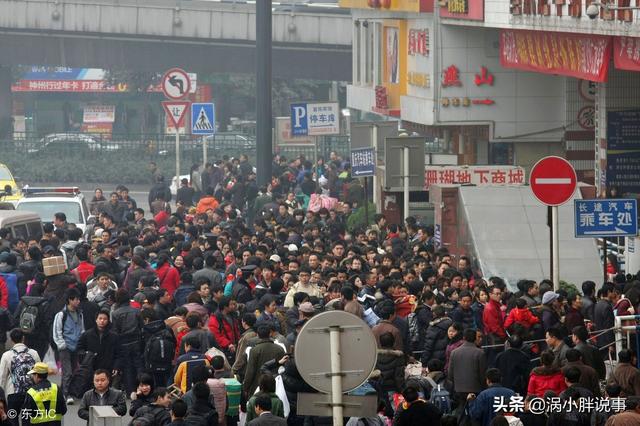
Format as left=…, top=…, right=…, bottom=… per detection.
left=403, top=147, right=410, bottom=220
left=372, top=125, right=378, bottom=211
left=603, top=238, right=608, bottom=284
left=175, top=129, right=180, bottom=183
left=548, top=206, right=553, bottom=283
left=329, top=326, right=343, bottom=425
left=202, top=135, right=207, bottom=165
left=364, top=177, right=369, bottom=227
left=552, top=205, right=559, bottom=291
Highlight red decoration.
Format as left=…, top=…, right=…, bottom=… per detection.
left=442, top=65, right=462, bottom=87
left=474, top=66, right=494, bottom=86
left=380, top=0, right=392, bottom=7
left=500, top=29, right=611, bottom=82
left=472, top=99, right=495, bottom=105
left=375, top=86, right=388, bottom=110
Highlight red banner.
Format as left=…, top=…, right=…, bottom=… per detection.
left=614, top=36, right=640, bottom=72
left=500, top=30, right=611, bottom=82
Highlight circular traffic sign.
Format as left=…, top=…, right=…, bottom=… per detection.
left=294, top=311, right=377, bottom=394
left=161, top=68, right=191, bottom=100
left=529, top=156, right=577, bottom=206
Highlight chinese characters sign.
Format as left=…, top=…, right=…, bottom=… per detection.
left=408, top=29, right=429, bottom=56
left=424, top=166, right=525, bottom=190
left=606, top=110, right=640, bottom=193
left=290, top=102, right=340, bottom=136
left=500, top=30, right=612, bottom=82
left=351, top=147, right=376, bottom=177
left=82, top=105, right=116, bottom=123
left=614, top=37, right=640, bottom=72
left=441, top=65, right=495, bottom=107
left=439, top=0, right=484, bottom=20
left=575, top=199, right=638, bottom=237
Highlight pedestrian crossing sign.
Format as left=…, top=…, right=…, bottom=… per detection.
left=191, top=103, right=215, bottom=135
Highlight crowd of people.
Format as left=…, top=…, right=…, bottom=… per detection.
left=0, top=152, right=639, bottom=426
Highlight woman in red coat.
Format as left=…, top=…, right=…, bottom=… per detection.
left=527, top=350, right=567, bottom=397
left=155, top=253, right=180, bottom=296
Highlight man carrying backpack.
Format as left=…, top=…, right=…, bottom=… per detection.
left=14, top=295, right=50, bottom=360
left=130, top=388, right=173, bottom=426
left=142, top=309, right=177, bottom=388
left=0, top=329, right=39, bottom=425
left=52, top=288, right=85, bottom=405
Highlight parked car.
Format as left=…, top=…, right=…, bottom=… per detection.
left=29, top=133, right=120, bottom=154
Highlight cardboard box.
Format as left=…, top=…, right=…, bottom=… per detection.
left=42, top=256, right=66, bottom=277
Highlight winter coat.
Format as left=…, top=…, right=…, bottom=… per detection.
left=375, top=349, right=407, bottom=392
left=483, top=299, right=506, bottom=340
left=420, top=317, right=452, bottom=365
left=444, top=338, right=463, bottom=373
left=594, top=299, right=615, bottom=348
left=243, top=339, right=285, bottom=396
left=394, top=399, right=442, bottom=426
left=111, top=302, right=142, bottom=343
left=494, top=348, right=532, bottom=396
left=450, top=306, right=476, bottom=331
left=540, top=305, right=564, bottom=333
left=76, top=326, right=118, bottom=371
left=527, top=366, right=567, bottom=397
left=196, top=196, right=219, bottom=214
left=156, top=263, right=180, bottom=296
left=468, top=384, right=516, bottom=426
left=504, top=307, right=540, bottom=330
left=208, top=312, right=240, bottom=350
left=280, top=359, right=315, bottom=415
left=448, top=341, right=487, bottom=394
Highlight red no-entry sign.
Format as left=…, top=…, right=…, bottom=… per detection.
left=529, top=156, right=577, bottom=206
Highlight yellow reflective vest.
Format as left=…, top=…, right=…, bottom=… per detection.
left=26, top=383, right=63, bottom=424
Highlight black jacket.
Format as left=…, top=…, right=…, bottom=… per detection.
left=231, top=280, right=252, bottom=304
left=376, top=349, right=407, bottom=392
left=130, top=403, right=171, bottom=426
left=594, top=299, right=615, bottom=347
left=394, top=400, right=442, bottom=426
left=78, top=388, right=127, bottom=421
left=421, top=317, right=452, bottom=365
left=450, top=306, right=476, bottom=330
left=494, top=348, right=532, bottom=395
left=186, top=399, right=219, bottom=426
left=77, top=326, right=118, bottom=371
left=112, top=302, right=143, bottom=343
left=148, top=182, right=172, bottom=206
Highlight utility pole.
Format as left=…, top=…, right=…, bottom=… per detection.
left=256, top=0, right=272, bottom=186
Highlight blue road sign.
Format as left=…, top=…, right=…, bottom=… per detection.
left=351, top=147, right=375, bottom=178
left=191, top=103, right=215, bottom=135
left=575, top=199, right=638, bottom=238
left=290, top=103, right=308, bottom=136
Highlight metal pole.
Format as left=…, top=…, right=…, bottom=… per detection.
left=202, top=135, right=207, bottom=165
left=364, top=177, right=369, bottom=227
left=403, top=147, right=410, bottom=221
left=329, top=326, right=343, bottom=425
left=372, top=125, right=378, bottom=211
left=603, top=238, right=608, bottom=284
left=256, top=0, right=272, bottom=187
left=552, top=205, right=560, bottom=291
left=548, top=206, right=553, bottom=283
left=175, top=129, right=180, bottom=182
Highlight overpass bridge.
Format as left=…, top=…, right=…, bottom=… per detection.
left=0, top=0, right=352, bottom=80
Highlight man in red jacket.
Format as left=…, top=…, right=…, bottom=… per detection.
left=208, top=296, right=240, bottom=361
left=483, top=286, right=506, bottom=343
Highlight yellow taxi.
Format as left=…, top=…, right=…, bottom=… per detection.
left=0, top=163, right=22, bottom=204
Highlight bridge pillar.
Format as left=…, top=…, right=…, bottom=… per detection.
left=0, top=66, right=12, bottom=138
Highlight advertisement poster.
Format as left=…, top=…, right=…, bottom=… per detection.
left=386, top=27, right=399, bottom=84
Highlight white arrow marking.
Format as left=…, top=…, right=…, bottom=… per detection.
left=582, top=228, right=634, bottom=235
left=535, top=178, right=572, bottom=184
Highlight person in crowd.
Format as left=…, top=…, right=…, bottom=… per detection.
left=527, top=350, right=567, bottom=397
left=77, top=370, right=127, bottom=423
left=76, top=309, right=118, bottom=373
left=467, top=369, right=515, bottom=426
left=609, top=349, right=640, bottom=397
left=130, top=388, right=172, bottom=426
left=22, top=362, right=67, bottom=426
left=448, top=328, right=486, bottom=410
left=129, top=373, right=155, bottom=417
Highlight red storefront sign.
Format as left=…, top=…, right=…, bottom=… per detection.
left=614, top=36, right=640, bottom=72
left=500, top=29, right=612, bottom=82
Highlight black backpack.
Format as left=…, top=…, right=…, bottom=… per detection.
left=144, top=330, right=176, bottom=372
left=16, top=296, right=47, bottom=333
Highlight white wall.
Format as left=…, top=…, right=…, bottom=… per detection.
left=436, top=26, right=565, bottom=142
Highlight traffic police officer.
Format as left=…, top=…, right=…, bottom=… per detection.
left=22, top=363, right=67, bottom=425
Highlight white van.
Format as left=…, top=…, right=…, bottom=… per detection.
left=0, top=210, right=43, bottom=241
